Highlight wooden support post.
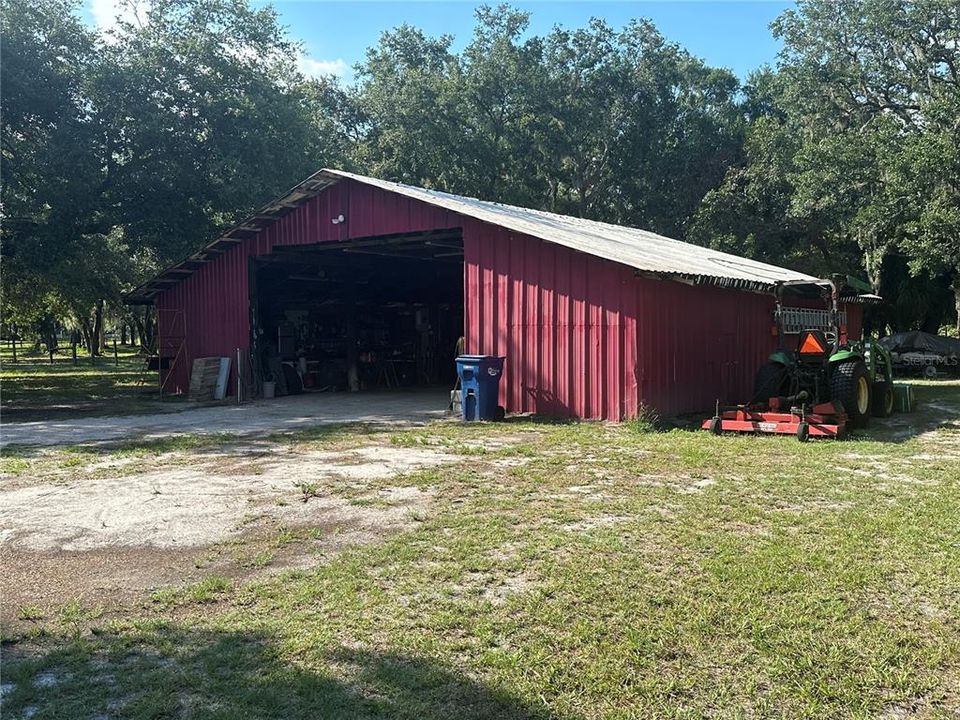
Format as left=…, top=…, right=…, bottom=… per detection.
left=346, top=280, right=359, bottom=392
left=11, top=325, right=16, bottom=364
left=157, top=314, right=163, bottom=401
left=114, top=337, right=119, bottom=366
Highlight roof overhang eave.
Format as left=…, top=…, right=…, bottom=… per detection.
left=122, top=169, right=342, bottom=305
left=636, top=270, right=798, bottom=295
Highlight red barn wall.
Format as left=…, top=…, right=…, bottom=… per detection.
left=462, top=229, right=788, bottom=418
left=156, top=178, right=856, bottom=419
left=632, top=279, right=776, bottom=416
left=462, top=227, right=641, bottom=420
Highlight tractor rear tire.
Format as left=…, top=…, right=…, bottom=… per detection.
left=872, top=381, right=894, bottom=418
left=753, top=362, right=788, bottom=403
left=831, top=361, right=871, bottom=429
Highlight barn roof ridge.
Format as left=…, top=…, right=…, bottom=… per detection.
left=126, top=167, right=822, bottom=303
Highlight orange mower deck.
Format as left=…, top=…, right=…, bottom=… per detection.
left=702, top=401, right=848, bottom=441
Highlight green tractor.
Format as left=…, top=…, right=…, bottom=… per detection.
left=705, top=276, right=894, bottom=440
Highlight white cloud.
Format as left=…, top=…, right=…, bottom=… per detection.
left=87, top=1, right=351, bottom=83
left=296, top=55, right=350, bottom=80
left=88, top=0, right=147, bottom=36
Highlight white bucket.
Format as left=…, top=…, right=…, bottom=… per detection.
left=263, top=381, right=276, bottom=399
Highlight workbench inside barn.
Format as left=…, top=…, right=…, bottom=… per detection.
left=249, top=242, right=463, bottom=394
left=266, top=302, right=451, bottom=391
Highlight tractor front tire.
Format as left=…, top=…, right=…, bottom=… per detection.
left=872, top=381, right=894, bottom=418
left=754, top=362, right=788, bottom=403
left=831, top=361, right=871, bottom=429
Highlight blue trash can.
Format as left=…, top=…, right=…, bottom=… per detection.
left=455, top=355, right=505, bottom=421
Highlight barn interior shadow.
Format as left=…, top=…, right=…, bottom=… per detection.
left=3, top=627, right=563, bottom=720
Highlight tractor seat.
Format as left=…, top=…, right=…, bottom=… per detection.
left=797, top=329, right=831, bottom=363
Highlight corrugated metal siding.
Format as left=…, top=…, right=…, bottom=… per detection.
left=632, top=279, right=776, bottom=416
left=464, top=224, right=642, bottom=420
left=156, top=177, right=854, bottom=420
left=463, top=227, right=781, bottom=419
left=156, top=242, right=249, bottom=394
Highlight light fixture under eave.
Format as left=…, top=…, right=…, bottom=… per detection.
left=331, top=214, right=345, bottom=225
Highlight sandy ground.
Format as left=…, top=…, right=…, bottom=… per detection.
left=0, top=441, right=458, bottom=627
left=0, top=390, right=450, bottom=448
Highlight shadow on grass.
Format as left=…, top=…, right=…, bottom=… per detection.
left=3, top=626, right=561, bottom=720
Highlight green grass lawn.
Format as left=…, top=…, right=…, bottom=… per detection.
left=2, top=382, right=959, bottom=719
left=0, top=345, right=184, bottom=421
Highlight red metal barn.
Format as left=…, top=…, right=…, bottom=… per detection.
left=127, top=170, right=863, bottom=420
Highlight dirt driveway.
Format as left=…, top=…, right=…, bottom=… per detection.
left=1, top=389, right=459, bottom=628
left=0, top=427, right=467, bottom=628
left=0, top=390, right=449, bottom=448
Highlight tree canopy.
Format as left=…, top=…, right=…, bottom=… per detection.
left=2, top=0, right=957, bottom=347
left=693, top=0, right=960, bottom=332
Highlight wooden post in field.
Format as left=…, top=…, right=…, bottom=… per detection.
left=11, top=324, right=17, bottom=363
left=114, top=337, right=119, bottom=366
left=72, top=341, right=78, bottom=366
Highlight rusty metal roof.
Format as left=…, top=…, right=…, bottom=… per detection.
left=127, top=168, right=822, bottom=303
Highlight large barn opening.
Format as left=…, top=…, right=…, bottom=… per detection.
left=249, top=228, right=464, bottom=398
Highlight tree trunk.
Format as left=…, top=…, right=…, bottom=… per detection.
left=120, top=324, right=127, bottom=345
left=134, top=306, right=156, bottom=353
left=863, top=248, right=883, bottom=294
left=134, top=314, right=146, bottom=350
left=953, top=270, right=960, bottom=336
left=38, top=313, right=59, bottom=353
left=90, top=299, right=104, bottom=356
left=79, top=316, right=94, bottom=353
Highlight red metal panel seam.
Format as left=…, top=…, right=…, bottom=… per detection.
left=482, top=231, right=495, bottom=354
left=540, top=242, right=553, bottom=415
left=525, top=238, right=540, bottom=414
left=464, top=225, right=479, bottom=355
left=510, top=233, right=524, bottom=412
left=555, top=243, right=571, bottom=416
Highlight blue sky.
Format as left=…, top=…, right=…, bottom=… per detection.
left=84, top=1, right=794, bottom=83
